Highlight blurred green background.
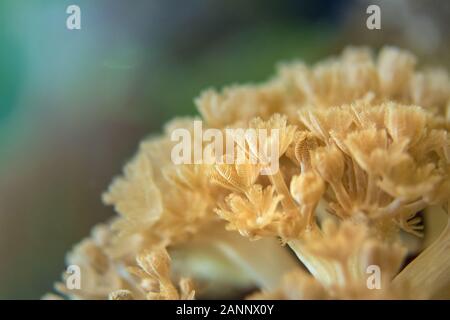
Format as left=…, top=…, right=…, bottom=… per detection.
left=0, top=0, right=448, bottom=299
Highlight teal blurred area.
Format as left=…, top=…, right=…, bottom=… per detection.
left=0, top=0, right=447, bottom=299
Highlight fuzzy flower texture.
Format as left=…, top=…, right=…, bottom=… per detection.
left=45, top=47, right=450, bottom=300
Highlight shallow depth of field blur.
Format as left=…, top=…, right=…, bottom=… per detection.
left=0, top=0, right=448, bottom=299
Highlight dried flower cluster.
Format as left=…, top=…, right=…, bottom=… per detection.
left=47, top=47, right=450, bottom=300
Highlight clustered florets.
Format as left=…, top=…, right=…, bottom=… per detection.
left=46, top=47, right=450, bottom=300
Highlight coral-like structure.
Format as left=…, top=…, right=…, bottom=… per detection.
left=46, top=47, right=450, bottom=300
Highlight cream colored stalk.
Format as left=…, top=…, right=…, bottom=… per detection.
left=394, top=205, right=450, bottom=299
